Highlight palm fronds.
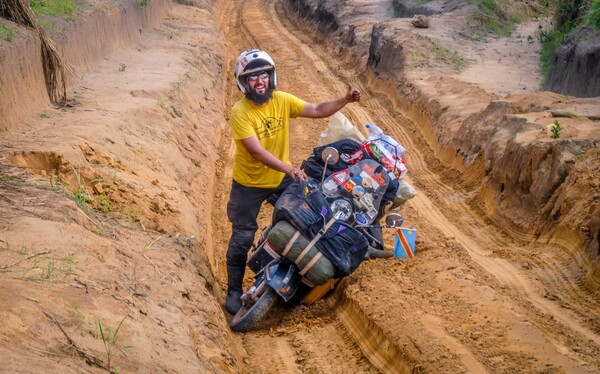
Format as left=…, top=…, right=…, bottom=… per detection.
left=0, top=0, right=74, bottom=104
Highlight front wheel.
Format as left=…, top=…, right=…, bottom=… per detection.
left=230, top=287, right=278, bottom=332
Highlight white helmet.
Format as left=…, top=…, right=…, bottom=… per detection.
left=234, top=49, right=277, bottom=94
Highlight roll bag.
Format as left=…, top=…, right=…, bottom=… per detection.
left=265, top=220, right=335, bottom=285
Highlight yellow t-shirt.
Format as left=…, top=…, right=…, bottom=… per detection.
left=231, top=91, right=306, bottom=188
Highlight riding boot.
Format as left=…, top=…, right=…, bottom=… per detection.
left=225, top=227, right=255, bottom=315
left=364, top=245, right=394, bottom=260
left=225, top=264, right=245, bottom=315
left=225, top=288, right=243, bottom=315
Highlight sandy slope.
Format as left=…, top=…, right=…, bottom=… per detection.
left=1, top=0, right=599, bottom=373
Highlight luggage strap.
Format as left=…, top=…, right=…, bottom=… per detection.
left=299, top=252, right=323, bottom=276
left=295, top=216, right=336, bottom=265
left=282, top=230, right=301, bottom=257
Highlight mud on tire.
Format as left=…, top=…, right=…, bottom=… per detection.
left=230, top=287, right=278, bottom=332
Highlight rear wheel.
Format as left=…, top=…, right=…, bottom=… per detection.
left=230, top=287, right=278, bottom=332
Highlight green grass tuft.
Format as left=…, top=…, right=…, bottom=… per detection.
left=29, top=0, right=76, bottom=20
left=466, top=0, right=524, bottom=39
left=587, top=0, right=600, bottom=31
left=0, top=24, right=15, bottom=42
left=539, top=28, right=567, bottom=78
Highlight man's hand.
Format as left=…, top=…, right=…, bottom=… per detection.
left=345, top=84, right=361, bottom=103
left=286, top=166, right=307, bottom=181
left=300, top=84, right=362, bottom=118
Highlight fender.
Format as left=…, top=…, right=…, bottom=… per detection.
left=265, top=259, right=301, bottom=302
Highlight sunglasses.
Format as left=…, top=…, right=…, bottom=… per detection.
left=246, top=71, right=270, bottom=82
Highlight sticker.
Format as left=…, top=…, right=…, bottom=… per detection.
left=354, top=213, right=368, bottom=225
left=367, top=209, right=378, bottom=219
left=361, top=177, right=373, bottom=189
left=359, top=194, right=374, bottom=208
left=322, top=179, right=339, bottom=195
left=344, top=179, right=356, bottom=192
left=352, top=185, right=365, bottom=198
left=332, top=170, right=348, bottom=186
left=361, top=163, right=386, bottom=186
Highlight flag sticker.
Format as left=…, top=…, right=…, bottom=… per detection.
left=394, top=228, right=417, bottom=259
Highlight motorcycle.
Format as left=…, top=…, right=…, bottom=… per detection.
left=230, top=145, right=405, bottom=333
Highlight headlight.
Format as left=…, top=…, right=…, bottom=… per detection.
left=331, top=199, right=352, bottom=221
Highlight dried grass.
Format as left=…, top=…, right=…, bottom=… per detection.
left=0, top=0, right=74, bottom=104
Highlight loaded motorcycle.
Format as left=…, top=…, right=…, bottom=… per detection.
left=230, top=141, right=406, bottom=333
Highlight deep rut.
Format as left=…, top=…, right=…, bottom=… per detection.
left=213, top=0, right=600, bottom=372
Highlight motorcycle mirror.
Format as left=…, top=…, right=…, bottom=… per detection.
left=320, top=147, right=340, bottom=183
left=385, top=213, right=404, bottom=228
left=321, top=147, right=340, bottom=165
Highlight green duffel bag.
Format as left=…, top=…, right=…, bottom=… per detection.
left=265, top=220, right=335, bottom=286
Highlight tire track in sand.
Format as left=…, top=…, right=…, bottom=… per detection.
left=272, top=0, right=600, bottom=369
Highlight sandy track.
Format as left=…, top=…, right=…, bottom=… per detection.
left=214, top=0, right=600, bottom=372
left=0, top=0, right=598, bottom=371
left=213, top=0, right=384, bottom=372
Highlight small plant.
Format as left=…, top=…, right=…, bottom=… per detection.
left=0, top=24, right=15, bottom=42
left=59, top=252, right=75, bottom=273
left=39, top=110, right=52, bottom=118
left=32, top=250, right=41, bottom=268
left=73, top=93, right=85, bottom=106
left=41, top=260, right=57, bottom=279
left=139, top=0, right=148, bottom=8
left=67, top=302, right=89, bottom=329
left=118, top=63, right=127, bottom=72
left=550, top=120, right=562, bottom=139
left=73, top=187, right=89, bottom=208
left=71, top=167, right=90, bottom=209
left=97, top=314, right=129, bottom=373
left=125, top=208, right=143, bottom=229
left=26, top=251, right=74, bottom=280
left=49, top=175, right=64, bottom=192
left=96, top=191, right=112, bottom=213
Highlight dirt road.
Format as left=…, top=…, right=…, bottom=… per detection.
left=1, top=0, right=599, bottom=372
left=216, top=1, right=600, bottom=372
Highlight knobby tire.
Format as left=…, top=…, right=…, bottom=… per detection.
left=230, top=287, right=278, bottom=332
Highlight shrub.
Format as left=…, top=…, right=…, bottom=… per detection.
left=551, top=120, right=562, bottom=138
left=539, top=28, right=567, bottom=77
left=586, top=0, right=600, bottom=30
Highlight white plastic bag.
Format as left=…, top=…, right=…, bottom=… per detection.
left=317, top=112, right=366, bottom=146
left=391, top=179, right=416, bottom=210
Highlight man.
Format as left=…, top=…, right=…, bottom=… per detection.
left=225, top=48, right=361, bottom=314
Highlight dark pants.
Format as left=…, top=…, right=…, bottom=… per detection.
left=226, top=176, right=292, bottom=291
